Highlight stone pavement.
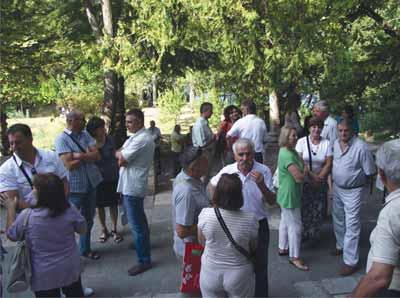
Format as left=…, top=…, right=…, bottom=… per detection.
left=2, top=174, right=383, bottom=297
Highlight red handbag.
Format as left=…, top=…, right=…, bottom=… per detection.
left=180, top=242, right=204, bottom=293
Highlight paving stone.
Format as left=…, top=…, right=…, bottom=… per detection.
left=294, top=281, right=331, bottom=298
left=321, top=276, right=360, bottom=295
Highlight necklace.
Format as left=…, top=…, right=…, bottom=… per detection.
left=309, top=137, right=320, bottom=156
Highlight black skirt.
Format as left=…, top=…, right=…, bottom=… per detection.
left=96, top=181, right=119, bottom=208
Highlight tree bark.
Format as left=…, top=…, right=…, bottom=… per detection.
left=268, top=91, right=280, bottom=140
left=0, top=103, right=9, bottom=156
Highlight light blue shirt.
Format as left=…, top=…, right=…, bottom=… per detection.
left=117, top=128, right=155, bottom=197
left=192, top=116, right=213, bottom=148
left=55, top=129, right=103, bottom=193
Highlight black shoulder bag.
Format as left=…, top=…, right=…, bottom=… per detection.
left=63, top=132, right=86, bottom=153
left=306, top=136, right=313, bottom=172
left=214, top=207, right=256, bottom=268
left=12, top=156, right=33, bottom=189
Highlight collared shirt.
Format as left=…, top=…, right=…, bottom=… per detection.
left=55, top=128, right=103, bottom=193
left=192, top=116, right=213, bottom=147
left=321, top=115, right=338, bottom=144
left=227, top=114, right=268, bottom=153
left=210, top=161, right=274, bottom=220
left=117, top=127, right=154, bottom=197
left=332, top=137, right=376, bottom=189
left=147, top=126, right=161, bottom=147
left=172, top=170, right=210, bottom=257
left=170, top=131, right=184, bottom=153
left=366, top=188, right=400, bottom=291
left=0, top=148, right=68, bottom=206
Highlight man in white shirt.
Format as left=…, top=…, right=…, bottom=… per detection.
left=148, top=120, right=161, bottom=174
left=351, top=139, right=400, bottom=297
left=0, top=123, right=95, bottom=297
left=227, top=100, right=268, bottom=164
left=192, top=102, right=215, bottom=183
left=209, top=138, right=276, bottom=297
left=313, top=100, right=338, bottom=144
left=116, top=109, right=155, bottom=276
left=332, top=119, right=376, bottom=276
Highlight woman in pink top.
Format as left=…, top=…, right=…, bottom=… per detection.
left=218, top=105, right=241, bottom=165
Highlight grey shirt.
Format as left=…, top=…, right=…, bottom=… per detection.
left=172, top=171, right=210, bottom=257
left=332, top=137, right=376, bottom=188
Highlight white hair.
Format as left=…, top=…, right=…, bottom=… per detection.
left=66, top=110, right=83, bottom=121
left=232, top=138, right=255, bottom=155
left=313, top=100, right=329, bottom=112
left=376, top=139, right=400, bottom=185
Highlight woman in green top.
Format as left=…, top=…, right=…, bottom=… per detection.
left=277, top=125, right=310, bottom=271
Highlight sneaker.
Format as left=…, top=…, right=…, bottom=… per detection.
left=83, top=287, right=94, bottom=297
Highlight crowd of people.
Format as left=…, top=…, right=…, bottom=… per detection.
left=0, top=99, right=399, bottom=298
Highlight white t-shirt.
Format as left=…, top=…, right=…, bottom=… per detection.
left=227, top=114, right=268, bottom=153
left=198, top=207, right=258, bottom=268
left=295, top=136, right=333, bottom=174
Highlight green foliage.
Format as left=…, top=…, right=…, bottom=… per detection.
left=157, top=88, right=187, bottom=124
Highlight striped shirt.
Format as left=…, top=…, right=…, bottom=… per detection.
left=55, top=129, right=103, bottom=193
left=198, top=207, right=259, bottom=268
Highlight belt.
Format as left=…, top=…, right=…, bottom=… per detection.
left=334, top=183, right=364, bottom=190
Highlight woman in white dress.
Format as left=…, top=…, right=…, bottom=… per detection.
left=198, top=173, right=258, bottom=298
left=295, top=117, right=333, bottom=244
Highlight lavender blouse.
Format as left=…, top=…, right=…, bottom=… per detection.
left=7, top=206, right=86, bottom=291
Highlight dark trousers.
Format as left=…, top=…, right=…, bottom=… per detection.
left=255, top=218, right=269, bottom=297
left=35, top=277, right=83, bottom=297
left=376, top=289, right=400, bottom=297
left=255, top=152, right=263, bottom=164
left=171, top=151, right=181, bottom=177
left=154, top=147, right=161, bottom=174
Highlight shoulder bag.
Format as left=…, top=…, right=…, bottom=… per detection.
left=7, top=208, right=33, bottom=293
left=214, top=207, right=256, bottom=268
left=63, top=132, right=86, bottom=153
left=306, top=136, right=313, bottom=172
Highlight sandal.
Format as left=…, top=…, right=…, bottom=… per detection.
left=278, top=249, right=289, bottom=256
left=111, top=230, right=123, bottom=243
left=99, top=231, right=109, bottom=243
left=83, top=251, right=101, bottom=260
left=289, top=259, right=309, bottom=271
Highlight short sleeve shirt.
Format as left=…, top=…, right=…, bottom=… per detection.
left=54, top=129, right=103, bottom=193
left=172, top=171, right=210, bottom=257
left=366, top=189, right=400, bottom=291
left=227, top=114, right=268, bottom=153
left=0, top=149, right=68, bottom=206
left=117, top=128, right=155, bottom=197
left=332, top=137, right=376, bottom=188
left=192, top=117, right=213, bottom=148
left=147, top=127, right=161, bottom=147
left=321, top=116, right=338, bottom=144
left=170, top=131, right=184, bottom=153
left=295, top=136, right=332, bottom=174
left=210, top=161, right=274, bottom=220
left=277, top=148, right=304, bottom=209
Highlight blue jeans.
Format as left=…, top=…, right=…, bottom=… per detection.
left=123, top=195, right=151, bottom=264
left=69, top=189, right=96, bottom=255
left=255, top=218, right=269, bottom=297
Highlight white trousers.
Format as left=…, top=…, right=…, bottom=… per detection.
left=332, top=184, right=363, bottom=266
left=200, top=261, right=255, bottom=298
left=278, top=208, right=302, bottom=258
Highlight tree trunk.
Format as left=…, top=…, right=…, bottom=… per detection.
left=0, top=103, right=9, bottom=156
left=151, top=74, right=157, bottom=107
left=268, top=91, right=280, bottom=139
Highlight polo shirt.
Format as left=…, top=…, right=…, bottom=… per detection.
left=192, top=116, right=213, bottom=148
left=332, top=137, right=376, bottom=189
left=117, top=127, right=154, bottom=198
left=0, top=148, right=68, bottom=206
left=172, top=170, right=210, bottom=256
left=321, top=115, right=338, bottom=144
left=277, top=148, right=303, bottom=209
left=210, top=161, right=273, bottom=220
left=366, top=188, right=400, bottom=291
left=55, top=129, right=102, bottom=193
left=227, top=114, right=268, bottom=153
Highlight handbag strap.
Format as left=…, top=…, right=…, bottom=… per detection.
left=214, top=207, right=253, bottom=261
left=18, top=209, right=32, bottom=241
left=306, top=136, right=313, bottom=172
left=12, top=156, right=33, bottom=189
left=63, top=132, right=86, bottom=153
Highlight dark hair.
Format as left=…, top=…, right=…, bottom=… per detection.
left=223, top=105, right=241, bottom=121
left=308, top=116, right=324, bottom=129
left=343, top=105, right=355, bottom=119
left=126, top=108, right=144, bottom=123
left=173, top=124, right=181, bottom=133
left=86, top=116, right=105, bottom=137
left=200, top=102, right=213, bottom=114
left=33, top=173, right=70, bottom=217
left=180, top=146, right=203, bottom=170
left=212, top=174, right=243, bottom=211
left=7, top=123, right=32, bottom=138
left=241, top=100, right=257, bottom=114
